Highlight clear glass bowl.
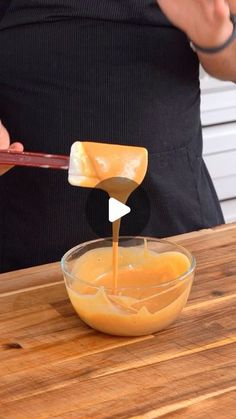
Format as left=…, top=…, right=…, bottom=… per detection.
left=61, top=237, right=196, bottom=336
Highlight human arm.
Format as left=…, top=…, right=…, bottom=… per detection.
left=157, top=0, right=236, bottom=82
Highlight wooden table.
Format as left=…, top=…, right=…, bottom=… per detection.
left=0, top=224, right=236, bottom=419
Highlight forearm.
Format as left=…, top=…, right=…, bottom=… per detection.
left=197, top=34, right=236, bottom=82
left=157, top=0, right=236, bottom=83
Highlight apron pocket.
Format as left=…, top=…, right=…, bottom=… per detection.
left=142, top=146, right=204, bottom=237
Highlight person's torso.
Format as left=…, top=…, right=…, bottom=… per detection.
left=1, top=0, right=219, bottom=275
left=1, top=0, right=172, bottom=28
left=0, top=0, right=200, bottom=156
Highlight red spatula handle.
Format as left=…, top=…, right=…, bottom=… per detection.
left=0, top=150, right=69, bottom=170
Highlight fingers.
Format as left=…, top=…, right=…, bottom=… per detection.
left=0, top=165, right=14, bottom=176
left=0, top=121, right=24, bottom=151
left=0, top=121, right=24, bottom=175
left=0, top=120, right=10, bottom=149
left=9, top=142, right=24, bottom=152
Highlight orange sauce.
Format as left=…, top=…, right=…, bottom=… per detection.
left=69, top=141, right=148, bottom=292
left=67, top=246, right=192, bottom=336
left=66, top=141, right=193, bottom=336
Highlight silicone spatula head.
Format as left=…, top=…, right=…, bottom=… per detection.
left=68, top=141, right=148, bottom=189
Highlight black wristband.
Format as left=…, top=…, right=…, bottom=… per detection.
left=190, top=14, right=236, bottom=54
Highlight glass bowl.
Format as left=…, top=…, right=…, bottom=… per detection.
left=61, top=237, right=196, bottom=336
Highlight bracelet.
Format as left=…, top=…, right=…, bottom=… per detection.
left=190, top=14, right=236, bottom=54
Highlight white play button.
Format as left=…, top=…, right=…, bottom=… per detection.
left=109, top=198, right=131, bottom=223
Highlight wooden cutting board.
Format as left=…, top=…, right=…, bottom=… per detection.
left=0, top=223, right=236, bottom=418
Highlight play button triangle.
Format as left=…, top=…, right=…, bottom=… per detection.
left=109, top=198, right=131, bottom=223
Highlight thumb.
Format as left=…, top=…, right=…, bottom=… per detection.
left=0, top=120, right=10, bottom=149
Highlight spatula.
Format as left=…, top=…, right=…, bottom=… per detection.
left=0, top=150, right=69, bottom=170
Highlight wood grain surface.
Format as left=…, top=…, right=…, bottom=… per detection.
left=0, top=223, right=236, bottom=419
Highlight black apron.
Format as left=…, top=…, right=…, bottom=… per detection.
left=0, top=1, right=224, bottom=272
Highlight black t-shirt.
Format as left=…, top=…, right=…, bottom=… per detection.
left=0, top=1, right=224, bottom=272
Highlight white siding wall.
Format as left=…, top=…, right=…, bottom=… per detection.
left=201, top=72, right=236, bottom=223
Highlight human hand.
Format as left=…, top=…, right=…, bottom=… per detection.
left=0, top=120, right=24, bottom=175
left=157, top=0, right=235, bottom=48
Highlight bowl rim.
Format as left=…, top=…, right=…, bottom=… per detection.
left=61, top=236, right=196, bottom=291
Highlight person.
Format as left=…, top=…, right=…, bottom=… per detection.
left=0, top=0, right=235, bottom=273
